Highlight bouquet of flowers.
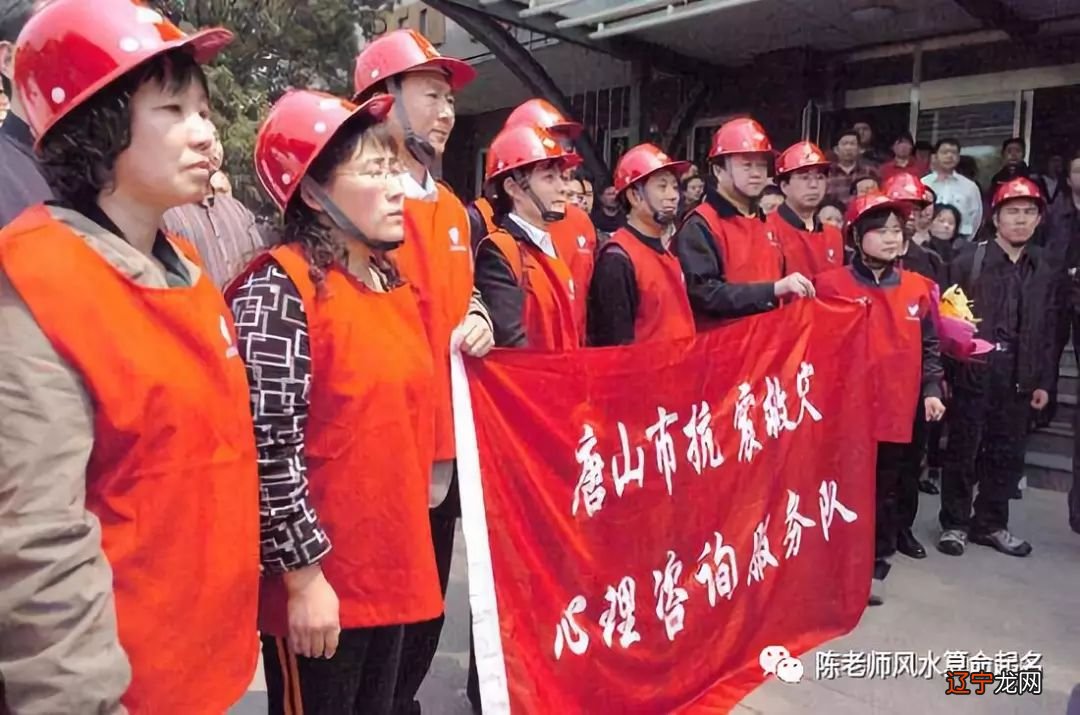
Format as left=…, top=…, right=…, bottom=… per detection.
left=935, top=285, right=994, bottom=361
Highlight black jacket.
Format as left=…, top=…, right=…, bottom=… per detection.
left=948, top=239, right=1056, bottom=393
left=899, top=241, right=943, bottom=287
left=673, top=189, right=777, bottom=319
left=1042, top=195, right=1080, bottom=310
left=473, top=216, right=540, bottom=348
left=586, top=224, right=668, bottom=347
left=925, top=237, right=977, bottom=287
left=0, top=115, right=53, bottom=227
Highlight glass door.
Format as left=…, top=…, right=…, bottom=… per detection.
left=916, top=92, right=1029, bottom=189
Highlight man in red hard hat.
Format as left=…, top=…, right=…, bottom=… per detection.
left=674, top=117, right=814, bottom=325
left=767, top=140, right=843, bottom=278
left=470, top=98, right=599, bottom=342
left=353, top=29, right=494, bottom=715
left=468, top=98, right=582, bottom=243
left=474, top=124, right=582, bottom=349
left=938, top=177, right=1055, bottom=559
left=587, top=143, right=695, bottom=346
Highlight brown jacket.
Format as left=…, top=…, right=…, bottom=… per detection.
left=0, top=206, right=204, bottom=713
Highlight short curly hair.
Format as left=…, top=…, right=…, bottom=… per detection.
left=280, top=117, right=401, bottom=291
left=38, top=50, right=208, bottom=209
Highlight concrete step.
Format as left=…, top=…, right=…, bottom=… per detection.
left=1024, top=449, right=1073, bottom=492
left=1027, top=428, right=1072, bottom=456
left=1039, top=420, right=1073, bottom=438
left=1058, top=373, right=1078, bottom=398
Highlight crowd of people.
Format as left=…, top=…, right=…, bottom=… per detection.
left=0, top=1, right=1078, bottom=714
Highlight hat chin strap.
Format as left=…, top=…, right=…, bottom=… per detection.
left=388, top=76, right=437, bottom=169
left=856, top=243, right=895, bottom=270
left=633, top=186, right=676, bottom=226
left=301, top=177, right=404, bottom=253
left=513, top=170, right=565, bottom=223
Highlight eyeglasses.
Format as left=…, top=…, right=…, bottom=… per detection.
left=333, top=161, right=407, bottom=183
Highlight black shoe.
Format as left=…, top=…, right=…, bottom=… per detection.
left=970, top=529, right=1032, bottom=557
left=919, top=468, right=941, bottom=495
left=897, top=529, right=927, bottom=559
left=937, top=529, right=966, bottom=556
left=868, top=578, right=885, bottom=606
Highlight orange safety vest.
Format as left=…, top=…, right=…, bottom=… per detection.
left=687, top=202, right=784, bottom=282
left=551, top=204, right=597, bottom=342
left=400, top=182, right=473, bottom=462
left=474, top=196, right=497, bottom=235
left=484, top=228, right=580, bottom=350
left=0, top=205, right=260, bottom=713
left=766, top=210, right=845, bottom=278
left=815, top=265, right=935, bottom=443
left=234, top=245, right=442, bottom=632
left=604, top=227, right=696, bottom=344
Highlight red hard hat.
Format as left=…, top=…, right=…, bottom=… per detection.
left=708, top=117, right=772, bottom=159
left=15, top=0, right=233, bottom=149
left=613, top=143, right=691, bottom=196
left=882, top=173, right=933, bottom=207
left=991, top=177, right=1045, bottom=211
left=844, top=190, right=910, bottom=236
left=775, top=141, right=830, bottom=176
left=484, top=125, right=581, bottom=186
left=504, top=98, right=583, bottom=140
left=353, top=29, right=476, bottom=99
left=255, top=90, right=395, bottom=212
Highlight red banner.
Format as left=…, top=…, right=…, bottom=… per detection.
left=452, top=299, right=876, bottom=713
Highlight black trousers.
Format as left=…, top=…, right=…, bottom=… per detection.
left=926, top=420, right=946, bottom=471
left=896, top=406, right=928, bottom=530
left=939, top=353, right=1031, bottom=534
left=263, top=625, right=404, bottom=715
left=392, top=474, right=460, bottom=715
left=875, top=405, right=928, bottom=568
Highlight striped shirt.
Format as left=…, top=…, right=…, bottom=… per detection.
left=162, top=193, right=271, bottom=288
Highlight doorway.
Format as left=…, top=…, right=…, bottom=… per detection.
left=915, top=92, right=1030, bottom=189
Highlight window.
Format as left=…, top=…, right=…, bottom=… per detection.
left=419, top=8, right=428, bottom=35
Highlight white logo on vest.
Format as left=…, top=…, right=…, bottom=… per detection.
left=221, top=315, right=239, bottom=358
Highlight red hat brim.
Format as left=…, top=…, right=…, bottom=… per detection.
left=34, top=27, right=234, bottom=150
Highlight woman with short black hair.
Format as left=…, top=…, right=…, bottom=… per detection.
left=815, top=192, right=946, bottom=605
left=0, top=1, right=259, bottom=710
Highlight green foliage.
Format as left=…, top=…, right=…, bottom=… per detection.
left=154, top=0, right=386, bottom=216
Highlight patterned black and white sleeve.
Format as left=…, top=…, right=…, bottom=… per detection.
left=229, top=261, right=331, bottom=574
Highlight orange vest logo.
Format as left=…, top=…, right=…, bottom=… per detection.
left=448, top=226, right=468, bottom=252
left=220, top=315, right=239, bottom=358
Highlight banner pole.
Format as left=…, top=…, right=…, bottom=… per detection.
left=451, top=346, right=513, bottom=714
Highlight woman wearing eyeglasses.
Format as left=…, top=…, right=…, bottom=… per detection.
left=226, top=90, right=441, bottom=714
